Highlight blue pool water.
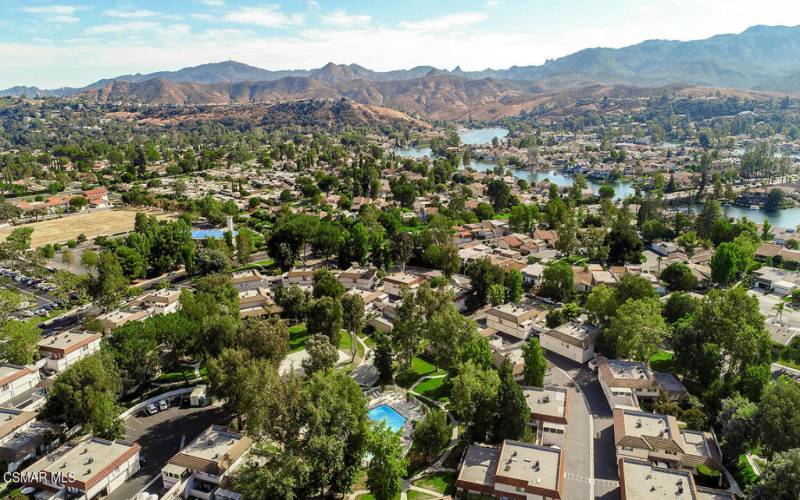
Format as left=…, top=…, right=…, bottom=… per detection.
left=191, top=229, right=237, bottom=240
left=368, top=404, right=407, bottom=432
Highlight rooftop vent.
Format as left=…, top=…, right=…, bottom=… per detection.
left=636, top=419, right=642, bottom=428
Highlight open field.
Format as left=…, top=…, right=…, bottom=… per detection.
left=0, top=209, right=175, bottom=248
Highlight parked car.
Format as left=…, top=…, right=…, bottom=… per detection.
left=158, top=400, right=168, bottom=411
left=146, top=403, right=158, bottom=415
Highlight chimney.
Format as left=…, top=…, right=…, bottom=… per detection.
left=226, top=216, right=234, bottom=233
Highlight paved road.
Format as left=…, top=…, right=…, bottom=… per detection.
left=107, top=404, right=232, bottom=500
left=546, top=352, right=619, bottom=500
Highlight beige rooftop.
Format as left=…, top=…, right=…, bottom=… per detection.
left=497, top=440, right=561, bottom=491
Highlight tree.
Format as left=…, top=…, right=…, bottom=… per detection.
left=302, top=334, right=339, bottom=374
left=275, top=285, right=308, bottom=323
left=487, top=178, right=512, bottom=211
left=393, top=232, right=412, bottom=273
left=60, top=248, right=74, bottom=270
left=306, top=297, right=343, bottom=346
left=239, top=318, right=289, bottom=367
left=505, top=269, right=523, bottom=304
left=208, top=348, right=275, bottom=429
left=0, top=289, right=21, bottom=323
left=465, top=257, right=506, bottom=307
left=759, top=376, right=800, bottom=455
left=236, top=230, right=253, bottom=264
left=509, top=204, right=534, bottom=233
left=427, top=306, right=478, bottom=370
left=2, top=227, right=33, bottom=270
left=374, top=332, right=394, bottom=383
left=522, top=337, right=547, bottom=386
left=606, top=219, right=644, bottom=264
left=765, top=188, right=785, bottom=211
left=196, top=248, right=231, bottom=276
left=493, top=359, right=530, bottom=442
left=105, top=319, right=159, bottom=388
left=450, top=360, right=500, bottom=441
left=677, top=232, right=701, bottom=258
left=748, top=448, right=800, bottom=500
left=89, top=251, right=128, bottom=311
left=607, top=298, right=667, bottom=362
left=41, top=353, right=122, bottom=427
left=710, top=242, right=739, bottom=285
left=366, top=423, right=408, bottom=500
left=80, top=249, right=99, bottom=270
left=717, top=394, right=758, bottom=457
left=488, top=283, right=506, bottom=306
left=90, top=392, right=124, bottom=440
left=539, top=260, right=573, bottom=302
left=341, top=293, right=366, bottom=362
left=412, top=408, right=451, bottom=463
left=662, top=292, right=700, bottom=324
left=555, top=215, right=579, bottom=257
left=660, top=262, right=698, bottom=291
left=0, top=320, right=40, bottom=365
left=615, top=273, right=658, bottom=304
left=312, top=269, right=345, bottom=299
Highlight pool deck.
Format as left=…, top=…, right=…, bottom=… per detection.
left=367, top=391, right=425, bottom=453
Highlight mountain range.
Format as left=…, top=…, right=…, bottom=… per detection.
left=4, top=25, right=799, bottom=119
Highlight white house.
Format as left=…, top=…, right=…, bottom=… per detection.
left=540, top=322, right=599, bottom=364
left=37, top=331, right=102, bottom=373
left=382, top=272, right=426, bottom=297
left=485, top=303, right=545, bottom=340
left=0, top=364, right=41, bottom=406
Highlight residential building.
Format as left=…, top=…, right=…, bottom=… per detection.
left=0, top=410, right=57, bottom=473
left=96, top=309, right=149, bottom=333
left=521, top=263, right=545, bottom=286
left=540, top=322, right=599, bottom=364
left=618, top=458, right=735, bottom=500
left=597, top=357, right=686, bottom=410
left=382, top=272, right=426, bottom=297
left=161, top=425, right=253, bottom=499
left=0, top=364, right=40, bottom=406
left=281, top=269, right=315, bottom=288
left=613, top=408, right=722, bottom=471
left=238, top=288, right=281, bottom=319
left=489, top=336, right=526, bottom=378
left=338, top=264, right=378, bottom=291
left=231, top=269, right=264, bottom=291
left=522, top=386, right=569, bottom=447
left=456, top=440, right=564, bottom=499
left=21, top=436, right=141, bottom=499
left=485, top=303, right=546, bottom=340
left=37, top=331, right=102, bottom=373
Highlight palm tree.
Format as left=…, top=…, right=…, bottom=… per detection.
left=774, top=301, right=786, bottom=321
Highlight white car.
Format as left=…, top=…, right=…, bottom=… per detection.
left=158, top=400, right=168, bottom=411
left=146, top=403, right=158, bottom=415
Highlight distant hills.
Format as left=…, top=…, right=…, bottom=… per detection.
left=3, top=25, right=799, bottom=119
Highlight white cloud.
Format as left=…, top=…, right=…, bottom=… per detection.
left=307, top=0, right=321, bottom=11
left=398, top=12, right=487, bottom=32
left=323, top=9, right=371, bottom=27
left=486, top=0, right=504, bottom=6
left=86, top=22, right=160, bottom=35
left=103, top=9, right=158, bottom=19
left=223, top=5, right=303, bottom=28
left=21, top=4, right=81, bottom=23
left=199, top=0, right=225, bottom=6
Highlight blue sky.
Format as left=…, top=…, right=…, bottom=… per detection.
left=3, top=0, right=800, bottom=89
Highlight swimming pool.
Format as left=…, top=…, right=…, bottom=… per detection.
left=191, top=229, right=238, bottom=240
left=368, top=404, right=407, bottom=433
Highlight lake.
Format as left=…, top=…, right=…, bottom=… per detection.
left=692, top=204, right=800, bottom=230
left=458, top=127, right=509, bottom=145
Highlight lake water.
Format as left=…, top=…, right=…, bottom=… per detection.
left=691, top=204, right=800, bottom=230
left=394, top=146, right=432, bottom=159
left=458, top=127, right=509, bottom=145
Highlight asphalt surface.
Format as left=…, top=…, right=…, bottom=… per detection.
left=546, top=352, right=620, bottom=500
left=106, top=403, right=233, bottom=500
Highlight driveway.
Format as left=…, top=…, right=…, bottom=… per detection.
left=546, top=352, right=619, bottom=500
left=106, top=403, right=233, bottom=500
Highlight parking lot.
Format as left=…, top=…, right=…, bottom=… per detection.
left=0, top=268, right=62, bottom=318
left=106, top=402, right=233, bottom=500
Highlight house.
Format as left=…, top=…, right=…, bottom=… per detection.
left=618, top=458, right=735, bottom=500
left=456, top=440, right=564, bottom=499
left=652, top=241, right=680, bottom=256
left=488, top=336, right=526, bottom=378
left=0, top=364, right=41, bottom=407
left=141, top=288, right=182, bottom=315
left=96, top=308, right=149, bottom=333
left=522, top=386, right=569, bottom=446
left=161, top=425, right=252, bottom=500
left=238, top=288, right=280, bottom=319
left=572, top=266, right=593, bottom=292
left=597, top=357, right=686, bottom=410
left=521, top=263, right=545, bottom=286
left=282, top=269, right=315, bottom=288
left=540, top=322, right=599, bottom=364
left=382, top=272, right=426, bottom=297
left=752, top=266, right=800, bottom=290
left=37, top=331, right=102, bottom=373
left=485, top=303, right=546, bottom=340
left=0, top=409, right=58, bottom=473
left=338, top=264, right=378, bottom=291
left=613, top=408, right=722, bottom=472
left=231, top=269, right=264, bottom=291
left=21, top=436, right=140, bottom=499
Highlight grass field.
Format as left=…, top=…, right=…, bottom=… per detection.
left=0, top=209, right=174, bottom=248
left=414, top=377, right=450, bottom=402
left=649, top=350, right=676, bottom=372
left=397, top=356, right=447, bottom=388
left=288, top=324, right=310, bottom=352
left=412, top=472, right=457, bottom=495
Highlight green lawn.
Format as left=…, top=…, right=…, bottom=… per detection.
left=288, top=324, right=310, bottom=352
left=412, top=471, right=456, bottom=495
left=154, top=366, right=207, bottom=383
left=414, top=377, right=450, bottom=402
left=406, top=491, right=436, bottom=500
left=777, top=357, right=800, bottom=370
left=397, top=356, right=447, bottom=388
left=232, top=258, right=275, bottom=273
left=649, top=350, right=675, bottom=373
